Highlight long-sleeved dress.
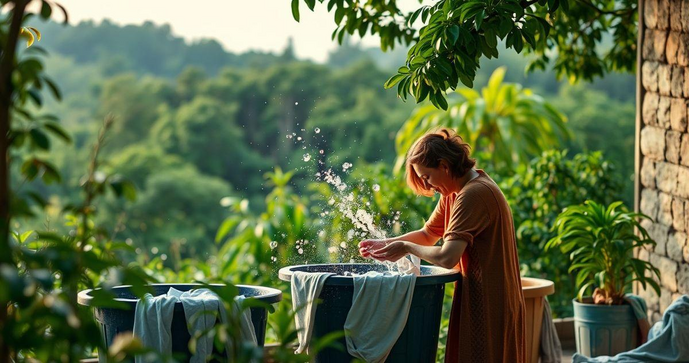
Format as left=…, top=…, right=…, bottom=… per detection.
left=424, top=170, right=526, bottom=363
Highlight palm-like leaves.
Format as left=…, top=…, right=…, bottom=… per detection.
left=546, top=201, right=661, bottom=304
left=394, top=67, right=570, bottom=172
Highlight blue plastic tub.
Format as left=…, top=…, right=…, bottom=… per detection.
left=279, top=263, right=462, bottom=363
left=78, top=283, right=282, bottom=361
left=573, top=298, right=638, bottom=357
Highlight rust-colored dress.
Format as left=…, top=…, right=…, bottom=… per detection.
left=424, top=170, right=525, bottom=363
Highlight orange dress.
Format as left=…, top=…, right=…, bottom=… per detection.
left=424, top=170, right=525, bottom=363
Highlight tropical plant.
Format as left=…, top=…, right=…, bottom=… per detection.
left=545, top=201, right=661, bottom=305
left=394, top=67, right=570, bottom=172
left=501, top=150, right=623, bottom=316
left=290, top=0, right=638, bottom=107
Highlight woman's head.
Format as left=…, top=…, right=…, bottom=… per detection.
left=405, top=128, right=476, bottom=196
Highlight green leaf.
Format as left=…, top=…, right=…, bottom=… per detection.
left=446, top=25, right=459, bottom=44
left=41, top=1, right=52, bottom=19
left=29, top=128, right=50, bottom=150
left=291, top=0, right=300, bottom=22
left=384, top=74, right=406, bottom=89
left=475, top=10, right=485, bottom=30
left=43, top=121, right=71, bottom=143
left=305, top=0, right=316, bottom=11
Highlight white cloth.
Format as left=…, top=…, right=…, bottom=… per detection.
left=167, top=288, right=257, bottom=363
left=344, top=271, right=417, bottom=363
left=132, top=292, right=177, bottom=363
left=132, top=288, right=257, bottom=363
left=539, top=298, right=562, bottom=363
left=291, top=271, right=335, bottom=354
left=396, top=254, right=421, bottom=275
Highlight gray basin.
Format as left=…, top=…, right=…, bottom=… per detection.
left=279, top=263, right=462, bottom=362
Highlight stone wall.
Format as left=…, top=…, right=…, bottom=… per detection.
left=637, top=0, right=689, bottom=322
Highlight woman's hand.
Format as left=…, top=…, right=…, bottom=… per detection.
left=358, top=239, right=387, bottom=258
left=369, top=241, right=409, bottom=262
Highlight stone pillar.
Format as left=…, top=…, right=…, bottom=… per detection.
left=637, top=0, right=689, bottom=322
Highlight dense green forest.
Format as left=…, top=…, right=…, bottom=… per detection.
left=19, top=19, right=635, bottom=279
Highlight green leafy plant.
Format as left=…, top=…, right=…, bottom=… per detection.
left=394, top=67, right=570, bottom=173
left=546, top=201, right=661, bottom=305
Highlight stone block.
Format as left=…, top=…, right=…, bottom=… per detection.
left=667, top=232, right=686, bottom=261
left=649, top=223, right=670, bottom=255
left=666, top=130, right=682, bottom=163
left=659, top=96, right=672, bottom=128
left=659, top=192, right=674, bottom=226
left=666, top=32, right=680, bottom=64
left=677, top=166, right=689, bottom=198
left=643, top=92, right=660, bottom=125
left=684, top=0, right=689, bottom=33
left=682, top=134, right=689, bottom=166
left=641, top=126, right=666, bottom=160
left=673, top=198, right=686, bottom=231
left=678, top=35, right=689, bottom=66
left=661, top=257, right=678, bottom=292
left=671, top=0, right=683, bottom=31
left=641, top=159, right=657, bottom=188
left=670, top=98, right=687, bottom=131
left=671, top=66, right=685, bottom=97
left=659, top=64, right=672, bottom=96
left=661, top=287, right=674, bottom=311
left=657, top=162, right=680, bottom=194
left=639, top=248, right=650, bottom=262
left=641, top=188, right=659, bottom=219
left=642, top=62, right=659, bottom=92
left=646, top=0, right=659, bottom=29
left=679, top=263, right=689, bottom=293
left=658, top=0, right=670, bottom=30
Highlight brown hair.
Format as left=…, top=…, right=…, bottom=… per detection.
left=405, top=128, right=476, bottom=196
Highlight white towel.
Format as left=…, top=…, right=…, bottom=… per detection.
left=132, top=293, right=178, bottom=363
left=344, top=271, right=417, bottom=363
left=291, top=271, right=335, bottom=354
left=539, top=298, right=562, bottom=363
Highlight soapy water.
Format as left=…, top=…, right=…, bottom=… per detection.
left=275, top=126, right=418, bottom=274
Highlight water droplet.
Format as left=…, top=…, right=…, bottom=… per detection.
left=372, top=184, right=380, bottom=192
left=315, top=127, right=321, bottom=133
left=295, top=102, right=299, bottom=105
left=270, top=241, right=278, bottom=249
left=286, top=135, right=293, bottom=139
left=297, top=136, right=302, bottom=141
left=303, top=153, right=311, bottom=162
left=319, top=149, right=324, bottom=154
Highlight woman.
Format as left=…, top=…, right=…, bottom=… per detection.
left=359, top=128, right=525, bottom=363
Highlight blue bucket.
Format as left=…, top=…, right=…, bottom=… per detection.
left=573, top=298, right=638, bottom=357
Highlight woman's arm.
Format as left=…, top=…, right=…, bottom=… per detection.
left=359, top=227, right=440, bottom=258
left=369, top=239, right=468, bottom=269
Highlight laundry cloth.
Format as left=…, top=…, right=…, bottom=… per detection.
left=539, top=298, right=563, bottom=363
left=167, top=287, right=257, bottom=363
left=132, top=292, right=178, bottom=363
left=344, top=271, right=417, bottom=363
left=132, top=288, right=257, bottom=363
left=291, top=271, right=336, bottom=354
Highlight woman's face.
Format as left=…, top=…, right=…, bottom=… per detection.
left=412, top=162, right=455, bottom=196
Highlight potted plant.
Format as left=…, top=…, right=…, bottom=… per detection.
left=546, top=200, right=661, bottom=357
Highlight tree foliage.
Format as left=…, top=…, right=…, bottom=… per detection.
left=395, top=67, right=570, bottom=172
left=291, top=0, right=637, bottom=108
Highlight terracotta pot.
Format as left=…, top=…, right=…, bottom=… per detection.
left=522, top=277, right=555, bottom=363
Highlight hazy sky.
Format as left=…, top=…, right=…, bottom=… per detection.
left=56, top=0, right=415, bottom=63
